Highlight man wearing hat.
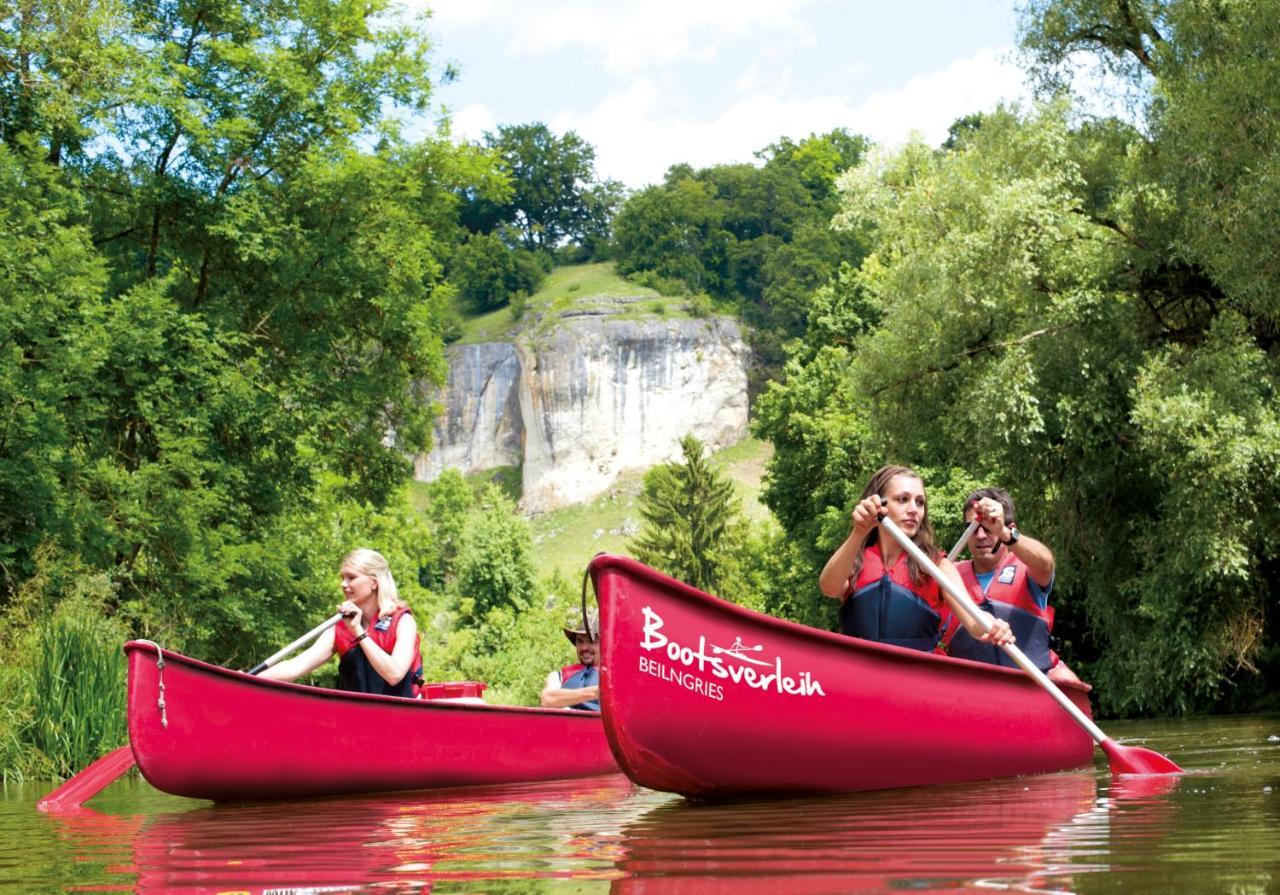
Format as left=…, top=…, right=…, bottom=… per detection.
left=539, top=610, right=601, bottom=711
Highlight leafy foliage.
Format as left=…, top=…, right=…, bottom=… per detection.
left=453, top=487, right=539, bottom=627
left=462, top=122, right=623, bottom=256
left=759, top=0, right=1280, bottom=714
left=0, top=0, right=460, bottom=657
left=450, top=232, right=549, bottom=312
left=630, top=435, right=743, bottom=595
left=612, top=130, right=871, bottom=380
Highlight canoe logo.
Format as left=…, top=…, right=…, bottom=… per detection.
left=637, top=606, right=826, bottom=702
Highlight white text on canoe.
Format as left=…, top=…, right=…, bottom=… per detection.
left=639, top=606, right=826, bottom=699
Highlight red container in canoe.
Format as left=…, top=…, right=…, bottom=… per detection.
left=124, top=642, right=617, bottom=801
left=588, top=553, right=1095, bottom=798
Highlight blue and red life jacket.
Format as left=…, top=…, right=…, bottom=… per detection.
left=559, top=663, right=600, bottom=711
left=945, top=558, right=1054, bottom=671
left=334, top=606, right=424, bottom=698
left=839, top=544, right=949, bottom=653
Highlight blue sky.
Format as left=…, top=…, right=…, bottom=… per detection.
left=409, top=0, right=1033, bottom=189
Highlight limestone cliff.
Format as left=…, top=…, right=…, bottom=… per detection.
left=416, top=315, right=750, bottom=513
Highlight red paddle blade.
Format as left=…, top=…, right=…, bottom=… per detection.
left=1100, top=738, right=1183, bottom=775
left=36, top=745, right=135, bottom=813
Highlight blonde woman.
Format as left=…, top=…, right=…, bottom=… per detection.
left=261, top=549, right=424, bottom=697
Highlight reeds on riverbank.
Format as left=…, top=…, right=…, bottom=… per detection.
left=2, top=588, right=127, bottom=782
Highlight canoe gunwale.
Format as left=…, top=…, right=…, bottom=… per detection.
left=124, top=641, right=602, bottom=719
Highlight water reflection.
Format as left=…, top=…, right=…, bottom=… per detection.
left=46, top=774, right=646, bottom=893
left=613, top=771, right=1108, bottom=894
left=40, top=770, right=1152, bottom=894
left=23, top=714, right=1280, bottom=894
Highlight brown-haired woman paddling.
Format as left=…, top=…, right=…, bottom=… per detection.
left=819, top=465, right=1014, bottom=652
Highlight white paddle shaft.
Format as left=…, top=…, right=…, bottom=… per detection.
left=247, top=613, right=344, bottom=674
left=947, top=519, right=981, bottom=562
left=879, top=514, right=1108, bottom=744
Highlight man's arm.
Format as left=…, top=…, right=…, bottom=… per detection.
left=1008, top=532, right=1055, bottom=591
left=539, top=669, right=600, bottom=708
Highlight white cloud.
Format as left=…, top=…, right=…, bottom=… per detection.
left=852, top=46, right=1027, bottom=145
left=421, top=0, right=819, bottom=73
left=449, top=102, right=498, bottom=141
left=562, top=46, right=1028, bottom=188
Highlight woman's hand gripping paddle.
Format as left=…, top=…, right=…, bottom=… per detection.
left=878, top=507, right=1181, bottom=776
left=37, top=613, right=346, bottom=813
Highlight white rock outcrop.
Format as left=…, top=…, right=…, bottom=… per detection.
left=416, top=315, right=750, bottom=513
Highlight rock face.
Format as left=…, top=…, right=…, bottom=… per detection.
left=416, top=315, right=750, bottom=513
left=414, top=342, right=522, bottom=480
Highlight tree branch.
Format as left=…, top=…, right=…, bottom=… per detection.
left=869, top=324, right=1067, bottom=396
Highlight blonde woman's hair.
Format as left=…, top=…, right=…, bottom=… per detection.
left=342, top=548, right=403, bottom=617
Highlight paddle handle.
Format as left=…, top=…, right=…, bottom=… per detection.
left=879, top=515, right=1109, bottom=745
left=946, top=518, right=981, bottom=562
left=246, top=613, right=344, bottom=675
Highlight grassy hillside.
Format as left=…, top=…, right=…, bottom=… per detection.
left=527, top=437, right=774, bottom=583
left=455, top=261, right=692, bottom=344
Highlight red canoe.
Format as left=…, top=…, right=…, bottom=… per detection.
left=124, top=641, right=618, bottom=800
left=588, top=554, right=1096, bottom=798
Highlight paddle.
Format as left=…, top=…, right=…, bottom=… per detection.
left=947, top=518, right=982, bottom=562
left=877, top=510, right=1182, bottom=776
left=37, top=613, right=346, bottom=813
left=246, top=612, right=345, bottom=675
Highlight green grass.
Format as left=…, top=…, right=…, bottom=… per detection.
left=527, top=437, right=775, bottom=582
left=454, top=262, right=691, bottom=345
left=455, top=301, right=522, bottom=344
left=6, top=596, right=129, bottom=781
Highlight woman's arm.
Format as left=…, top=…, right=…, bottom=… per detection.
left=356, top=612, right=419, bottom=686
left=818, top=496, right=880, bottom=597
left=257, top=627, right=337, bottom=682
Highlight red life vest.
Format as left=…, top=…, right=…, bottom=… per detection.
left=945, top=558, right=1054, bottom=671
left=839, top=544, right=950, bottom=652
left=334, top=606, right=424, bottom=697
left=558, top=663, right=600, bottom=711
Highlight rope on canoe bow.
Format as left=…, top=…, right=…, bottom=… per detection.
left=136, top=640, right=168, bottom=729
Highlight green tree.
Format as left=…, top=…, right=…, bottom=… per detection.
left=614, top=177, right=727, bottom=292
left=761, top=47, right=1280, bottom=715
left=449, top=232, right=547, bottom=312
left=630, top=435, right=742, bottom=594
left=612, top=130, right=870, bottom=383
left=474, top=122, right=621, bottom=254
left=453, top=487, right=538, bottom=626
left=0, top=0, right=470, bottom=666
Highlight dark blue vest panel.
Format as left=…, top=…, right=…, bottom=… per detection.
left=562, top=665, right=600, bottom=711
left=339, top=649, right=418, bottom=698
left=948, top=600, right=1051, bottom=670
left=840, top=578, right=941, bottom=652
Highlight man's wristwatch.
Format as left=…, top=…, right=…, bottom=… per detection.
left=1001, top=527, right=1021, bottom=547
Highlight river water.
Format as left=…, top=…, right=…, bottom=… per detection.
left=4, top=714, right=1277, bottom=894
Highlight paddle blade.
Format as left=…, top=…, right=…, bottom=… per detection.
left=36, top=745, right=135, bottom=813
left=1100, top=737, right=1183, bottom=775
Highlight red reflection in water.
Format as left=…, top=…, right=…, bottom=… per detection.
left=49, top=775, right=638, bottom=893
left=43, top=769, right=1186, bottom=894
left=612, top=772, right=1103, bottom=894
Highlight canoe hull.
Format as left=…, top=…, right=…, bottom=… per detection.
left=590, top=554, right=1095, bottom=798
left=125, top=642, right=618, bottom=801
